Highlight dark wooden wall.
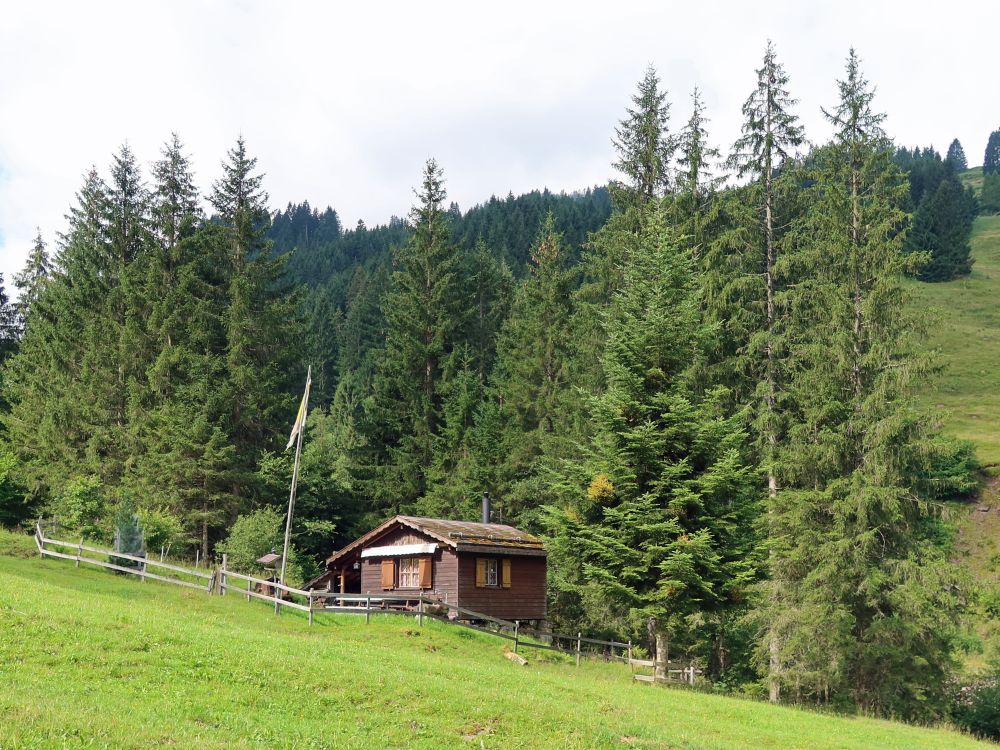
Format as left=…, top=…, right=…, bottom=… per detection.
left=457, top=553, right=547, bottom=621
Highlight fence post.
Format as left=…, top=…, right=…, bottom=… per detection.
left=308, top=593, right=314, bottom=626
left=627, top=640, right=633, bottom=672
left=365, top=594, right=371, bottom=624
left=221, top=554, right=227, bottom=596
left=274, top=582, right=281, bottom=615
left=195, top=548, right=200, bottom=568
left=514, top=621, right=520, bottom=654
left=75, top=538, right=83, bottom=568
left=418, top=595, right=424, bottom=627
left=576, top=632, right=582, bottom=668
left=246, top=576, right=252, bottom=602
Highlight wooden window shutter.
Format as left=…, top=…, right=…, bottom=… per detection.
left=501, top=558, right=512, bottom=588
left=418, top=556, right=432, bottom=589
left=475, top=558, right=486, bottom=588
left=380, top=559, right=394, bottom=590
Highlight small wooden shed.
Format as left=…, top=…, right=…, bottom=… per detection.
left=308, top=514, right=547, bottom=623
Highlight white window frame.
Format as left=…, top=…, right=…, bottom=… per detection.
left=485, top=558, right=499, bottom=587
left=398, top=557, right=420, bottom=589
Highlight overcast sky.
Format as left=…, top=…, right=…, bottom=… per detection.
left=1, top=0, right=996, bottom=286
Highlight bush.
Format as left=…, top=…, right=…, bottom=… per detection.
left=981, top=586, right=1000, bottom=619
left=51, top=476, right=107, bottom=541
left=110, top=503, right=145, bottom=572
left=915, top=435, right=979, bottom=502
left=953, top=670, right=1000, bottom=741
left=0, top=527, right=38, bottom=558
left=217, top=507, right=304, bottom=585
left=136, top=507, right=184, bottom=555
left=0, top=451, right=33, bottom=528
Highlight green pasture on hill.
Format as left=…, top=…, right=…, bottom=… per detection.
left=958, top=166, right=985, bottom=196
left=912, top=214, right=1000, bottom=465
left=0, top=532, right=990, bottom=750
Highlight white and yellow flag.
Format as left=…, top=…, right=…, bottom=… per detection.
left=286, top=369, right=312, bottom=450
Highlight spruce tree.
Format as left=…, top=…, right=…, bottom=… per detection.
left=365, top=159, right=465, bottom=514
left=945, top=138, right=968, bottom=171
left=672, top=88, right=723, bottom=265
left=984, top=129, right=1000, bottom=176
left=463, top=241, right=513, bottom=384
left=723, top=39, right=804, bottom=702
left=5, top=162, right=130, bottom=491
left=543, top=204, right=758, bottom=672
left=907, top=174, right=976, bottom=281
left=133, top=135, right=235, bottom=556
left=0, top=275, right=18, bottom=366
left=14, top=229, right=51, bottom=325
left=612, top=64, right=674, bottom=206
left=209, top=136, right=302, bottom=515
left=493, top=214, right=578, bottom=516
left=589, top=64, right=673, bottom=288
left=774, top=49, right=961, bottom=718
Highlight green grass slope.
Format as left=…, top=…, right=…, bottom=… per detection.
left=0, top=543, right=990, bottom=750
left=911, top=215, right=1000, bottom=465
left=959, top=167, right=984, bottom=197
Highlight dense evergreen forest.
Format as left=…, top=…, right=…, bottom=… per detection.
left=1, top=44, right=997, bottom=723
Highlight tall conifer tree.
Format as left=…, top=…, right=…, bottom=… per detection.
left=945, top=138, right=968, bottom=171
left=543, top=204, right=758, bottom=673
left=984, top=129, right=1000, bottom=176
left=365, top=160, right=465, bottom=513
left=493, top=214, right=578, bottom=515
left=612, top=65, right=674, bottom=206
left=209, top=136, right=301, bottom=513
left=722, top=40, right=804, bottom=701
left=14, top=229, right=51, bottom=326
left=673, top=88, right=723, bottom=265
left=774, top=50, right=961, bottom=718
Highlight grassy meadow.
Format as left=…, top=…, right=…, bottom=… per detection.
left=0, top=532, right=991, bottom=750
left=911, top=214, right=1000, bottom=465
left=959, top=166, right=985, bottom=196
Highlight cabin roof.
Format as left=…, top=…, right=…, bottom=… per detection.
left=324, top=514, right=546, bottom=567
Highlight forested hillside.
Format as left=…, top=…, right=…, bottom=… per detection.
left=3, top=43, right=1000, bottom=734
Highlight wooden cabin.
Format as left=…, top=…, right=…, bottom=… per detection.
left=308, top=506, right=547, bottom=623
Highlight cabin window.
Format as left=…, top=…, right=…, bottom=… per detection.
left=398, top=557, right=420, bottom=588
left=477, top=557, right=510, bottom=588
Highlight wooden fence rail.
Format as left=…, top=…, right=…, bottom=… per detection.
left=35, top=521, right=213, bottom=592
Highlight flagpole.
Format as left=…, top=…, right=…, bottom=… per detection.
left=277, top=365, right=310, bottom=613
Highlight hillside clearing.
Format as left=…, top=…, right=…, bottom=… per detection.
left=0, top=544, right=990, bottom=750
left=911, top=214, right=1000, bottom=465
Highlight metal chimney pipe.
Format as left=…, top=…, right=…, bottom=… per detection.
left=482, top=492, right=491, bottom=524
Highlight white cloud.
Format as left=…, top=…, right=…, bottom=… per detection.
left=1, top=0, right=996, bottom=286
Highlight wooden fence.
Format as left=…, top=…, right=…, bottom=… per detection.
left=35, top=520, right=698, bottom=683
left=627, top=656, right=702, bottom=685
left=214, top=557, right=632, bottom=665
left=34, top=520, right=214, bottom=592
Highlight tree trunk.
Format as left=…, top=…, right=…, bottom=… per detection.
left=763, top=115, right=783, bottom=703
left=654, top=631, right=669, bottom=682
